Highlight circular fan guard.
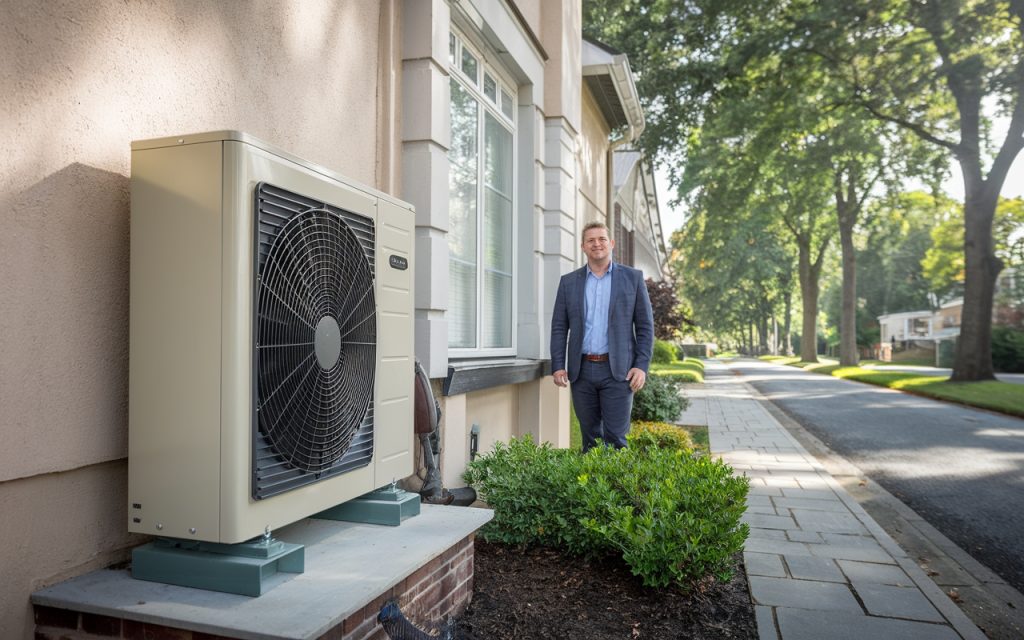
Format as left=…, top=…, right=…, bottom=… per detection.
left=256, top=208, right=376, bottom=473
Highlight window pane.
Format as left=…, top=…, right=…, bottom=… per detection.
left=449, top=260, right=477, bottom=348
left=482, top=112, right=513, bottom=348
left=448, top=80, right=479, bottom=349
left=500, top=88, right=514, bottom=119
left=461, top=47, right=478, bottom=84
left=484, top=113, right=512, bottom=197
left=483, top=73, right=497, bottom=102
left=449, top=33, right=456, bottom=65
left=483, top=270, right=512, bottom=348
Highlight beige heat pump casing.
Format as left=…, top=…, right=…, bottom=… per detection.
left=129, top=131, right=414, bottom=544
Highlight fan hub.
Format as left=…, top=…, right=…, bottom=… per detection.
left=314, top=315, right=342, bottom=370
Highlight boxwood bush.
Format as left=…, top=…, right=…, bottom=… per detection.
left=463, top=435, right=749, bottom=589
left=631, top=374, right=688, bottom=422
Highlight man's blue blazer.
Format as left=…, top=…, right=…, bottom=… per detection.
left=550, top=263, right=655, bottom=383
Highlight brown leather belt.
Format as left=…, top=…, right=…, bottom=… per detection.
left=584, top=353, right=609, bottom=362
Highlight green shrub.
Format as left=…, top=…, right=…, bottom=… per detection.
left=632, top=374, right=688, bottom=422
left=629, top=421, right=694, bottom=452
left=652, top=339, right=677, bottom=364
left=578, top=446, right=749, bottom=587
left=992, top=327, right=1024, bottom=373
left=464, top=436, right=750, bottom=589
left=461, top=436, right=599, bottom=553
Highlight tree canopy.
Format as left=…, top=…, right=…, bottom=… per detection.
left=585, top=0, right=1024, bottom=379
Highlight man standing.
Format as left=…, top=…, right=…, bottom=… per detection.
left=550, top=222, right=655, bottom=452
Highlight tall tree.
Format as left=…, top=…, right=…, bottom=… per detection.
left=794, top=0, right=1024, bottom=380
left=586, top=0, right=1024, bottom=379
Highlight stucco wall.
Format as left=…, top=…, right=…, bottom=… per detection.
left=541, top=0, right=581, bottom=131
left=0, top=2, right=393, bottom=637
left=577, top=87, right=610, bottom=227
left=439, top=386, right=519, bottom=489
left=438, top=377, right=570, bottom=489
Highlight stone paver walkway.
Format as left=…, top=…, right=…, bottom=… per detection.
left=680, top=362, right=986, bottom=640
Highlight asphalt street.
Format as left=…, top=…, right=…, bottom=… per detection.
left=728, top=359, right=1024, bottom=594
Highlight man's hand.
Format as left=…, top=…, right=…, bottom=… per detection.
left=626, top=368, right=646, bottom=392
left=553, top=369, right=569, bottom=388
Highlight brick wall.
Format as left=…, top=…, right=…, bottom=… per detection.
left=34, top=534, right=476, bottom=640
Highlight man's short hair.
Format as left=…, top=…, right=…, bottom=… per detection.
left=582, top=221, right=611, bottom=240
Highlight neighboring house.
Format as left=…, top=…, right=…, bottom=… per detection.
left=876, top=300, right=961, bottom=362
left=580, top=39, right=666, bottom=279
left=877, top=303, right=958, bottom=344
left=876, top=267, right=1023, bottom=362
left=0, top=1, right=668, bottom=636
left=612, top=148, right=668, bottom=279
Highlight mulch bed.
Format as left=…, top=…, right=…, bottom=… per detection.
left=455, top=541, right=757, bottom=639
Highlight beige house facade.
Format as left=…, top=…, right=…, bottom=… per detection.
left=0, top=1, right=665, bottom=636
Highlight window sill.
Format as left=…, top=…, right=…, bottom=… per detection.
left=443, top=358, right=550, bottom=396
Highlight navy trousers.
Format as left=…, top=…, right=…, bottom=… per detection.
left=571, top=359, right=634, bottom=452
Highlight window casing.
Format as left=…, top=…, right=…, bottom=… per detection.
left=447, top=30, right=517, bottom=355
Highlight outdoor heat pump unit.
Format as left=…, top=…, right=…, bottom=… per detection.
left=129, top=131, right=415, bottom=546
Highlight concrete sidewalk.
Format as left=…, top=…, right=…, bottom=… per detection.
left=680, top=361, right=986, bottom=640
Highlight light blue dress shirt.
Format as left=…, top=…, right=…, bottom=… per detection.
left=582, top=261, right=613, bottom=355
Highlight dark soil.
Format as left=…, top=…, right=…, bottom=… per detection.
left=455, top=541, right=758, bottom=639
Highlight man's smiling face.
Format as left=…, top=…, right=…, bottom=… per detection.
left=582, top=226, right=614, bottom=265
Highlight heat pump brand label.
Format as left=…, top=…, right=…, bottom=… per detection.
left=389, top=255, right=409, bottom=270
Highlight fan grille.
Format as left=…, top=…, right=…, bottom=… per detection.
left=252, top=183, right=376, bottom=499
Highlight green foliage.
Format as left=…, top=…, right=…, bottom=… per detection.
left=992, top=328, right=1024, bottom=373
left=923, top=197, right=1024, bottom=301
left=628, top=421, right=695, bottom=452
left=652, top=339, right=677, bottom=364
left=586, top=0, right=1024, bottom=380
left=464, top=435, right=750, bottom=589
left=631, top=374, right=687, bottom=422
left=579, top=447, right=750, bottom=587
left=462, top=437, right=600, bottom=553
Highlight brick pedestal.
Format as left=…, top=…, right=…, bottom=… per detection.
left=35, top=534, right=477, bottom=640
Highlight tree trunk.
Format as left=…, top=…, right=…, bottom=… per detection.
left=784, top=289, right=793, bottom=355
left=951, top=186, right=1001, bottom=381
left=838, top=213, right=859, bottom=367
left=797, top=243, right=821, bottom=363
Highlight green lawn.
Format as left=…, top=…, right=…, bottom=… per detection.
left=758, top=356, right=1024, bottom=418
left=570, top=403, right=581, bottom=450
left=832, top=367, right=1024, bottom=417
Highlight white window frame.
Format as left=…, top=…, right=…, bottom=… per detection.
left=447, top=28, right=518, bottom=358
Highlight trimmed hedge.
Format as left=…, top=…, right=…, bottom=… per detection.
left=652, top=339, right=677, bottom=364
left=629, top=420, right=695, bottom=452
left=464, top=436, right=749, bottom=588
